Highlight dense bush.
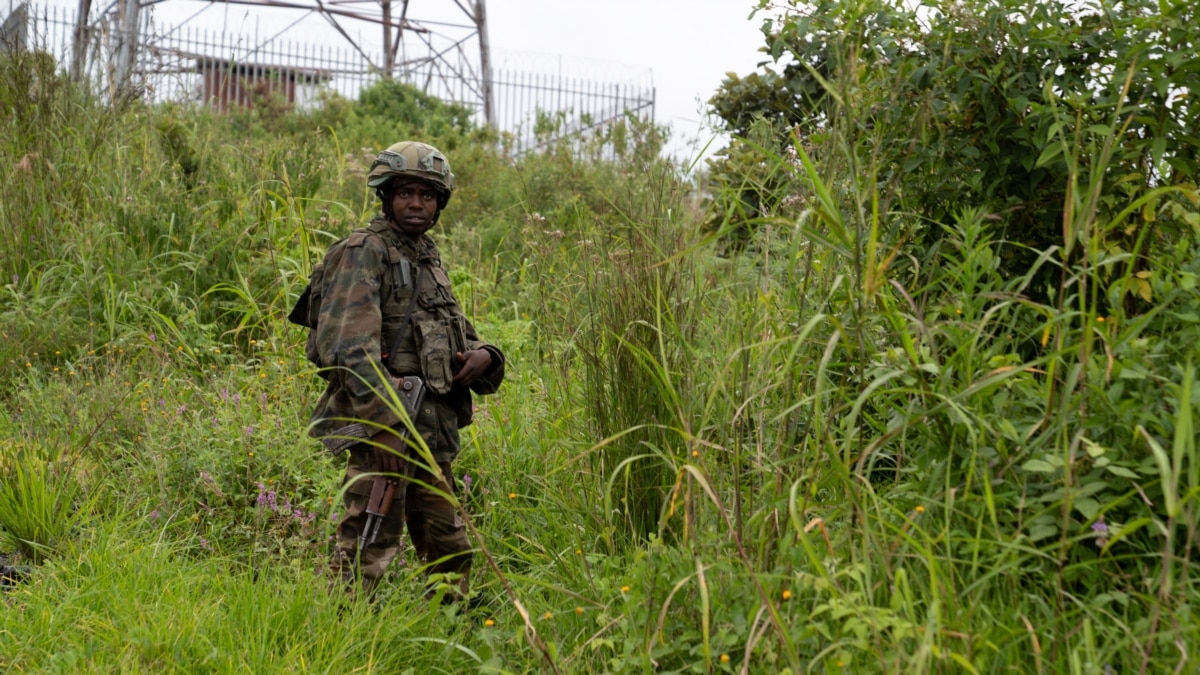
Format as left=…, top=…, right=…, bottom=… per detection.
left=2, top=10, right=1200, bottom=670
left=708, top=0, right=1199, bottom=290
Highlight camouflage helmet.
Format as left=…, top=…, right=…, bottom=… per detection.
left=367, top=141, right=455, bottom=206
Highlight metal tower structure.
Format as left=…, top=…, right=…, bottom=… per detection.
left=67, top=0, right=494, bottom=124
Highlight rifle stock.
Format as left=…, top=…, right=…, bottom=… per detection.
left=358, top=376, right=425, bottom=551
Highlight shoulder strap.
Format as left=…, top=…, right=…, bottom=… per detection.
left=383, top=264, right=425, bottom=370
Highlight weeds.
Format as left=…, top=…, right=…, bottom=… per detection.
left=2, top=14, right=1199, bottom=671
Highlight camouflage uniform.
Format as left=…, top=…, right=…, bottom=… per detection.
left=309, top=201, right=504, bottom=595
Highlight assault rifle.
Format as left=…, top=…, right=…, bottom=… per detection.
left=359, top=375, right=426, bottom=550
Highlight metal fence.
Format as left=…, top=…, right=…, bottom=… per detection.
left=5, top=2, right=655, bottom=155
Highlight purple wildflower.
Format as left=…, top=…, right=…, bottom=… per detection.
left=220, top=387, right=228, bottom=401
left=245, top=425, right=254, bottom=437
left=149, top=509, right=160, bottom=520
left=267, top=490, right=277, bottom=512
left=158, top=398, right=165, bottom=407
left=233, top=393, right=241, bottom=405
left=1092, top=518, right=1109, bottom=549
left=148, top=331, right=156, bottom=342
left=177, top=404, right=187, bottom=414
left=199, top=537, right=210, bottom=551
left=255, top=483, right=268, bottom=508
left=260, top=393, right=268, bottom=405
left=462, top=474, right=473, bottom=492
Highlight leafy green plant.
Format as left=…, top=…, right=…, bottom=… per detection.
left=0, top=442, right=88, bottom=563
left=709, top=0, right=1200, bottom=283
left=5, top=12, right=1200, bottom=670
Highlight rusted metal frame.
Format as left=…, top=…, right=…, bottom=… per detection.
left=388, top=0, right=407, bottom=71
left=198, top=0, right=430, bottom=33
left=473, top=0, right=493, bottom=125
left=407, top=28, right=481, bottom=102
left=381, top=0, right=392, bottom=75
left=311, top=0, right=377, bottom=72
left=448, top=0, right=470, bottom=19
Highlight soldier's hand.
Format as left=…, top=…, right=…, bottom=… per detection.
left=452, top=349, right=492, bottom=387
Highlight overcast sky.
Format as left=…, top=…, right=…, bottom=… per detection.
left=485, top=0, right=768, bottom=162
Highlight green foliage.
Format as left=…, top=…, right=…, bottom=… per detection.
left=4, top=19, right=1200, bottom=672
left=708, top=0, right=1200, bottom=283
left=357, top=78, right=474, bottom=137
left=0, top=441, right=88, bottom=563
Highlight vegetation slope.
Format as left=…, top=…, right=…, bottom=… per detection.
left=2, top=0, right=1200, bottom=671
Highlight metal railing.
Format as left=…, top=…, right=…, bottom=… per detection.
left=6, top=2, right=656, bottom=156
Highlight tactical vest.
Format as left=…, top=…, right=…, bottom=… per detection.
left=288, top=221, right=468, bottom=395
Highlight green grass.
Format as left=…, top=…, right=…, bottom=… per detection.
left=1, top=41, right=1199, bottom=673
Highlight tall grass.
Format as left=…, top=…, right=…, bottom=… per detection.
left=2, top=41, right=1199, bottom=673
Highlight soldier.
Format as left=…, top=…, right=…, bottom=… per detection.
left=306, top=141, right=504, bottom=601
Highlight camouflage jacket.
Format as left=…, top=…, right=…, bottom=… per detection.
left=307, top=216, right=505, bottom=458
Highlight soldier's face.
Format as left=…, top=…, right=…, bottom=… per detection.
left=389, top=180, right=440, bottom=235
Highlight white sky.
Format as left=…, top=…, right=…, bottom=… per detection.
left=19, top=0, right=770, bottom=163
left=485, top=0, right=768, bottom=163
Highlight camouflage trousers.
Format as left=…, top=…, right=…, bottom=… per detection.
left=331, top=441, right=471, bottom=597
